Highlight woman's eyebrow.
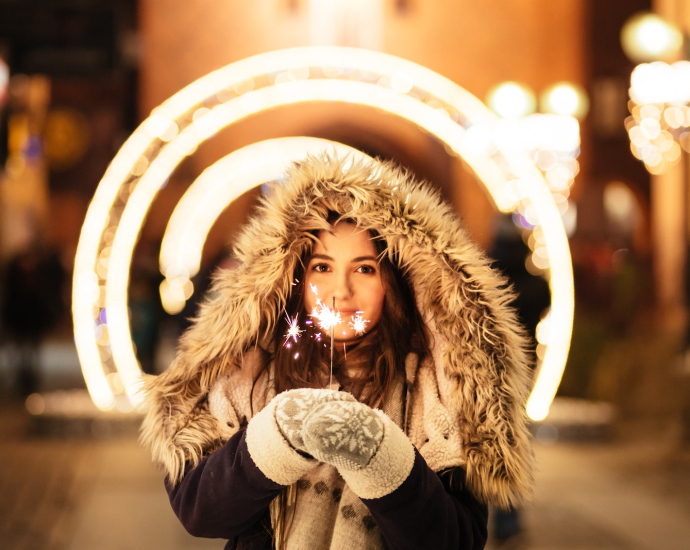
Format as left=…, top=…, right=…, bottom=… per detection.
left=352, top=256, right=377, bottom=262
left=309, top=254, right=377, bottom=262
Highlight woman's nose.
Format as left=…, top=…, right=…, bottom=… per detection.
left=332, top=272, right=353, bottom=300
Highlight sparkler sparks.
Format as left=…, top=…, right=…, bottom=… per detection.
left=310, top=301, right=342, bottom=331
left=284, top=314, right=304, bottom=345
left=349, top=312, right=369, bottom=336
left=308, top=283, right=342, bottom=332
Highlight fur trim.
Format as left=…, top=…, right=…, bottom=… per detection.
left=140, top=153, right=534, bottom=508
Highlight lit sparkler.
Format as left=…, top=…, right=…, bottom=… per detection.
left=306, top=284, right=370, bottom=386
left=310, top=301, right=342, bottom=332
left=308, top=283, right=342, bottom=331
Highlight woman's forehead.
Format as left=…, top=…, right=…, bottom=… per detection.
left=312, top=224, right=377, bottom=257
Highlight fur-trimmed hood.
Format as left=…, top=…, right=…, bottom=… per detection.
left=140, top=154, right=534, bottom=509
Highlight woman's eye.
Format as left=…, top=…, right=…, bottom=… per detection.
left=357, top=265, right=376, bottom=274
left=312, top=264, right=330, bottom=273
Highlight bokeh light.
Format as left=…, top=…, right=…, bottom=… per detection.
left=0, top=56, right=8, bottom=108
left=486, top=81, right=537, bottom=118
left=630, top=61, right=690, bottom=105
left=621, top=12, right=683, bottom=63
left=604, top=181, right=640, bottom=232
left=540, top=82, right=589, bottom=120
left=626, top=59, right=690, bottom=175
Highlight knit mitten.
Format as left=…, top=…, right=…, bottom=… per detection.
left=275, top=388, right=356, bottom=454
left=303, top=400, right=416, bottom=499
left=246, top=389, right=351, bottom=487
left=301, top=400, right=384, bottom=469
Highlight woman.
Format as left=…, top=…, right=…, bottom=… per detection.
left=140, top=154, right=534, bottom=549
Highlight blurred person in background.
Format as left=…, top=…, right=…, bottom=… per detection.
left=490, top=214, right=551, bottom=361
left=129, top=238, right=165, bottom=375
left=1, top=244, right=65, bottom=395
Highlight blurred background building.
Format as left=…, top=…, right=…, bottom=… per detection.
left=1, top=1, right=690, bottom=549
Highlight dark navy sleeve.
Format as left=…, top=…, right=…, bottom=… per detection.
left=165, top=427, right=283, bottom=541
left=362, top=449, right=489, bottom=550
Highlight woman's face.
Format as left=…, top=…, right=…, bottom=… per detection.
left=304, top=223, right=385, bottom=344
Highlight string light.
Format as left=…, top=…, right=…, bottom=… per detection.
left=626, top=61, right=690, bottom=175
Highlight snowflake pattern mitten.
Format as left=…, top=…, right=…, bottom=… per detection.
left=274, top=389, right=356, bottom=453
left=302, top=400, right=385, bottom=470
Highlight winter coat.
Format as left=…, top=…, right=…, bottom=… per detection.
left=140, top=154, right=534, bottom=548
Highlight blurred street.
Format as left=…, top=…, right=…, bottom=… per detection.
left=0, top=400, right=216, bottom=550
left=2, top=397, right=690, bottom=550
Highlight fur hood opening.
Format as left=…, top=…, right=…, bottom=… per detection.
left=140, top=153, right=534, bottom=510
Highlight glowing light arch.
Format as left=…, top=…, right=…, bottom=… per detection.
left=72, top=46, right=574, bottom=420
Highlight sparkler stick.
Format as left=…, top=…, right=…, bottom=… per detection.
left=308, top=284, right=369, bottom=387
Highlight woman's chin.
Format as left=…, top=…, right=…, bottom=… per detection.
left=333, top=332, right=365, bottom=346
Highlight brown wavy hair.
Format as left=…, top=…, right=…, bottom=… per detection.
left=270, top=219, right=428, bottom=548
left=272, top=220, right=428, bottom=407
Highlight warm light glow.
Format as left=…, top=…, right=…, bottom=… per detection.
left=604, top=181, right=640, bottom=231
left=630, top=61, right=690, bottom=105
left=74, top=46, right=574, bottom=419
left=309, top=0, right=383, bottom=50
left=25, top=393, right=45, bottom=415
left=0, top=57, right=8, bottom=108
left=621, top=12, right=683, bottom=63
left=486, top=82, right=536, bottom=118
left=494, top=114, right=580, bottom=154
left=159, top=277, right=193, bottom=315
left=540, top=82, right=589, bottom=120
